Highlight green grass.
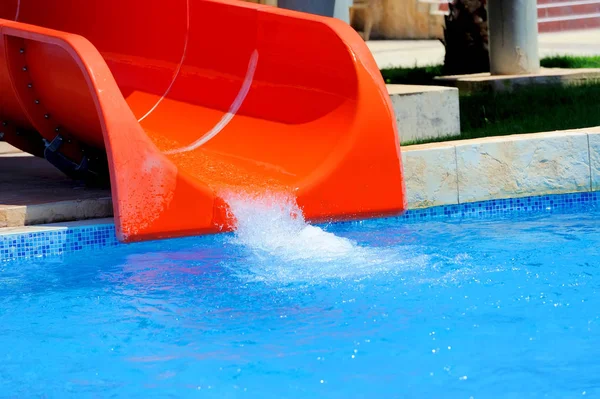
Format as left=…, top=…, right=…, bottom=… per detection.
left=381, top=64, right=443, bottom=85
left=540, top=55, right=600, bottom=69
left=381, top=55, right=600, bottom=145
left=459, top=83, right=600, bottom=139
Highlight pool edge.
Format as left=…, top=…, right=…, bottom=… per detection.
left=2, top=191, right=599, bottom=262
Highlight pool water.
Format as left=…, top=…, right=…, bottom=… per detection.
left=1, top=199, right=600, bottom=398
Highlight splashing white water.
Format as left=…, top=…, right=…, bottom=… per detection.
left=220, top=191, right=431, bottom=284
left=223, top=191, right=355, bottom=261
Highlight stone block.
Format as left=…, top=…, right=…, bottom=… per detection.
left=402, top=144, right=458, bottom=208
left=588, top=132, right=600, bottom=191
left=455, top=132, right=591, bottom=203
left=388, top=84, right=460, bottom=144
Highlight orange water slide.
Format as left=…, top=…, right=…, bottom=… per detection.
left=0, top=0, right=406, bottom=242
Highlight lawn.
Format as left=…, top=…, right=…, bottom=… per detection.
left=381, top=56, right=600, bottom=145
left=459, top=83, right=600, bottom=139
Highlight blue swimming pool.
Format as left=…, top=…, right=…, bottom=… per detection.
left=1, top=196, right=600, bottom=398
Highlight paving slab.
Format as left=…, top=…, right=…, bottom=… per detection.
left=434, top=67, right=600, bottom=92
left=0, top=142, right=113, bottom=228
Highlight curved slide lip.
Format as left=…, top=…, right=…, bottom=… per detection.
left=0, top=20, right=197, bottom=242
left=0, top=0, right=405, bottom=243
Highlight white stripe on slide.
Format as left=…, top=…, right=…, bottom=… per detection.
left=15, top=0, right=21, bottom=20
left=165, top=49, right=259, bottom=154
left=138, top=0, right=190, bottom=123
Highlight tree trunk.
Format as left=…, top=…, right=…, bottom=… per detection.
left=441, top=0, right=489, bottom=76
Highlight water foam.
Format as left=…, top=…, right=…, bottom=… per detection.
left=220, top=191, right=431, bottom=284
left=224, top=192, right=355, bottom=260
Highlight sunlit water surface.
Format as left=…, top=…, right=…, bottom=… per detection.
left=1, top=196, right=600, bottom=398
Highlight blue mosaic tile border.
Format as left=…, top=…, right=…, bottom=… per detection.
left=398, top=191, right=600, bottom=221
left=1, top=224, right=119, bottom=262
left=2, top=191, right=600, bottom=262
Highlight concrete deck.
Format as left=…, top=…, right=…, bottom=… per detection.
left=0, top=142, right=112, bottom=228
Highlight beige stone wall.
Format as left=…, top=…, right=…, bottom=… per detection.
left=351, top=0, right=444, bottom=40
left=402, top=130, right=600, bottom=209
